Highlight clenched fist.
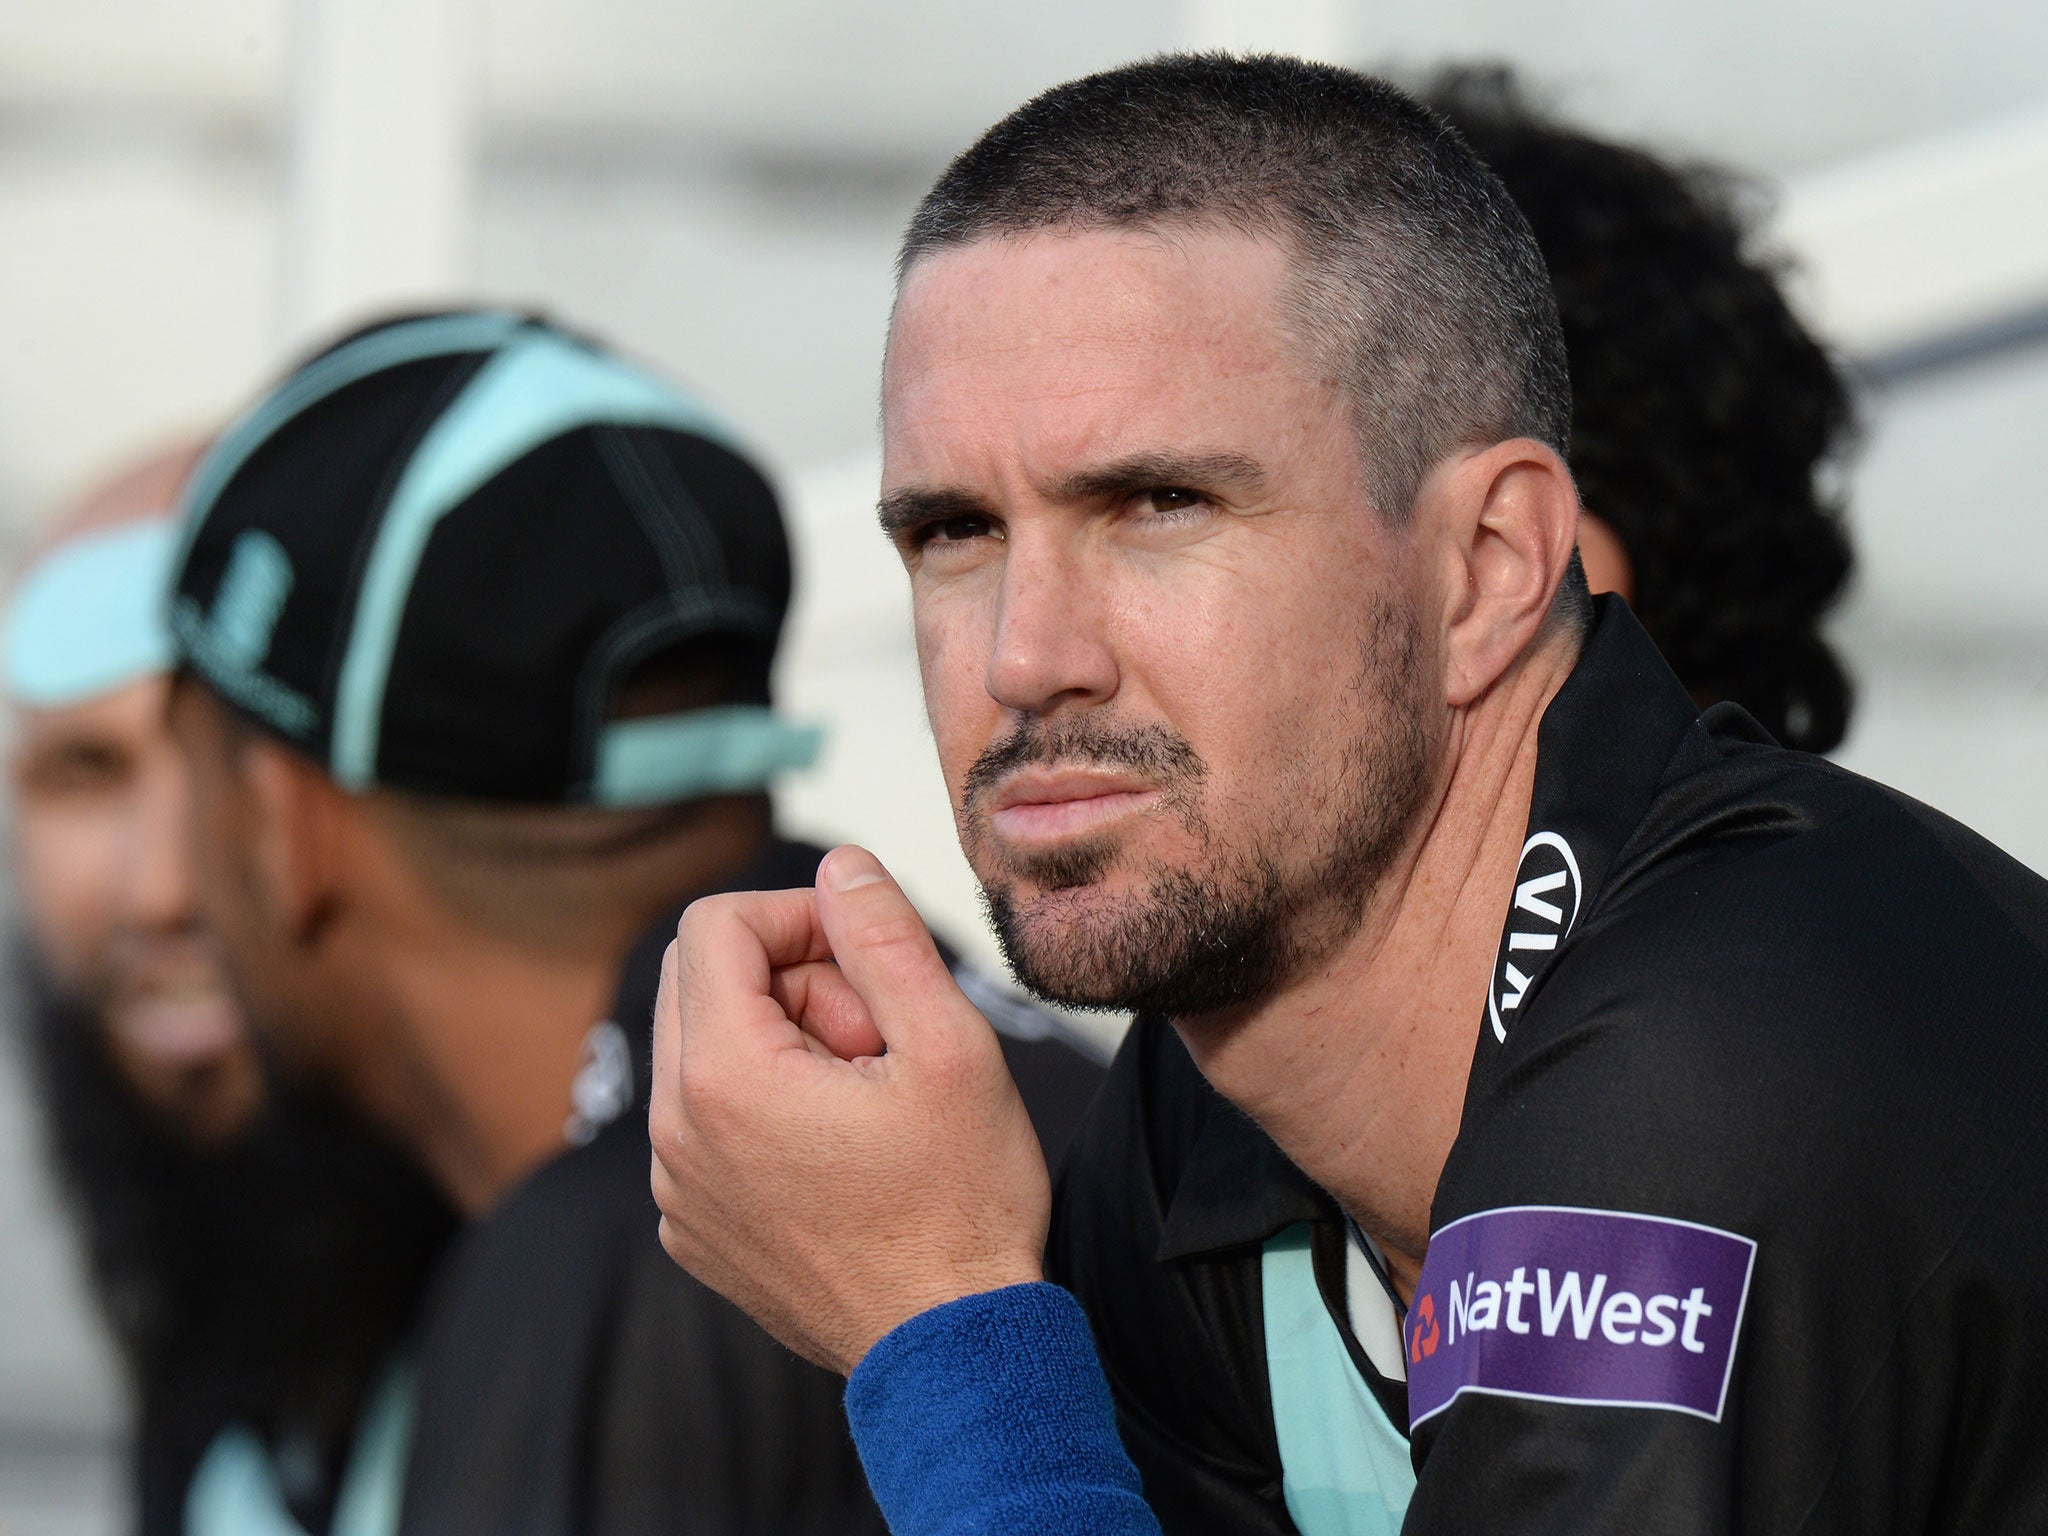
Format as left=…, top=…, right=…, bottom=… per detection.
left=648, top=844, right=1051, bottom=1375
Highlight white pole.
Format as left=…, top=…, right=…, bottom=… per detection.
left=281, top=0, right=480, bottom=349
left=1174, top=0, right=1358, bottom=63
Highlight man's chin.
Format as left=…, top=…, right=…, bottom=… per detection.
left=969, top=828, right=1125, bottom=896
left=982, top=848, right=1310, bottom=1021
left=995, top=947, right=1141, bottom=1014
left=982, top=879, right=1169, bottom=1012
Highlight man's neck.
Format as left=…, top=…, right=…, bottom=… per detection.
left=1176, top=630, right=1579, bottom=1300
left=378, top=929, right=620, bottom=1217
left=345, top=803, right=774, bottom=1217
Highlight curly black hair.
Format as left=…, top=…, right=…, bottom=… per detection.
left=1424, top=66, right=1858, bottom=753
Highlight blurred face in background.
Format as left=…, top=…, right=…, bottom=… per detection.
left=163, top=679, right=342, bottom=1094
left=6, top=443, right=263, bottom=1147
left=12, top=675, right=259, bottom=1145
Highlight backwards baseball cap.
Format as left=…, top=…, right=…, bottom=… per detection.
left=166, top=309, right=821, bottom=806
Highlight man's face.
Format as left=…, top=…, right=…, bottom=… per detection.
left=164, top=681, right=336, bottom=1088
left=882, top=227, right=1444, bottom=1018
left=11, top=676, right=262, bottom=1143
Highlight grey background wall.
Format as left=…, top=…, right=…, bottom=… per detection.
left=3, top=4, right=2045, bottom=1531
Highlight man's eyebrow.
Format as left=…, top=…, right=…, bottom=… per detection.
left=876, top=486, right=991, bottom=539
left=1047, top=450, right=1268, bottom=504
left=875, top=450, right=1268, bottom=539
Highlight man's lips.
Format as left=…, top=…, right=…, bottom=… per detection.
left=986, top=769, right=1160, bottom=844
left=107, top=988, right=244, bottom=1064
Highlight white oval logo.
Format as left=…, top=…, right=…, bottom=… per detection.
left=1488, top=831, right=1582, bottom=1043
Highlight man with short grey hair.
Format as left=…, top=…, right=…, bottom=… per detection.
left=651, top=55, right=2048, bottom=1536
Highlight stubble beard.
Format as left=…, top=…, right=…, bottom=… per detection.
left=967, top=598, right=1436, bottom=1020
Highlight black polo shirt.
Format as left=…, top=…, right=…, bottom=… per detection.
left=1049, top=598, right=2048, bottom=1535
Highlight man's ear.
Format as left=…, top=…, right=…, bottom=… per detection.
left=240, top=737, right=347, bottom=946
left=1428, top=438, right=1581, bottom=708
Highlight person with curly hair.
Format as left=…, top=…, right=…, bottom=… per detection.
left=1426, top=65, right=1858, bottom=754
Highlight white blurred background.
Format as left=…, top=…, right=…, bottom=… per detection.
left=1, top=3, right=2045, bottom=1530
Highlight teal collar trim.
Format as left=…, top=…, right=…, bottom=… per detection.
left=1261, top=1223, right=1416, bottom=1536
left=591, top=705, right=821, bottom=806
left=4, top=518, right=176, bottom=707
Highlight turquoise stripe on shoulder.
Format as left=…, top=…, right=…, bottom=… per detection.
left=591, top=705, right=822, bottom=806
left=329, top=331, right=744, bottom=787
left=1261, top=1223, right=1416, bottom=1536
left=170, top=312, right=529, bottom=584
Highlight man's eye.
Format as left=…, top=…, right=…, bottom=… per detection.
left=20, top=742, right=131, bottom=797
left=1141, top=488, right=1204, bottom=516
left=925, top=515, right=995, bottom=545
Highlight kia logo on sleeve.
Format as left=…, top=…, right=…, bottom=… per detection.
left=1488, top=831, right=1582, bottom=1043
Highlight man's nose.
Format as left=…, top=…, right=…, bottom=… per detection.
left=985, top=538, right=1118, bottom=715
left=121, top=747, right=200, bottom=930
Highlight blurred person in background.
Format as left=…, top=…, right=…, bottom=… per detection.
left=162, top=309, right=1102, bottom=1536
left=9, top=442, right=254, bottom=1142
left=4, top=442, right=455, bottom=1536
left=1424, top=64, right=1858, bottom=754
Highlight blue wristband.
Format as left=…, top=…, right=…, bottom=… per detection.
left=845, top=1283, right=1161, bottom=1536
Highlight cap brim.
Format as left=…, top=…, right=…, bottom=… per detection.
left=4, top=519, right=177, bottom=708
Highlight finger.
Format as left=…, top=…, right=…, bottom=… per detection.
left=650, top=937, right=787, bottom=1146
left=648, top=939, right=684, bottom=1145
left=678, top=886, right=832, bottom=998
left=768, top=960, right=888, bottom=1060
left=814, top=845, right=972, bottom=1055
left=649, top=1142, right=684, bottom=1217
left=671, top=888, right=834, bottom=1070
left=659, top=895, right=849, bottom=1167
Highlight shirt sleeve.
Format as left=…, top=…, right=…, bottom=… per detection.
left=844, top=1283, right=1162, bottom=1536
left=1400, top=853, right=2048, bottom=1536
left=1397, top=977, right=1771, bottom=1535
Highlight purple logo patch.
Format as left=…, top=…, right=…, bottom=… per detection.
left=1405, top=1205, right=1756, bottom=1428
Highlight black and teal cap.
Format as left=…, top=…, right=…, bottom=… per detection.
left=166, top=309, right=821, bottom=805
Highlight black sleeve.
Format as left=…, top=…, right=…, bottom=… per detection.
left=1406, top=833, right=2048, bottom=1536
left=1410, top=1118, right=2048, bottom=1536
left=399, top=1171, right=616, bottom=1536
left=1048, top=1019, right=1299, bottom=1536
left=588, top=1234, right=887, bottom=1536
left=998, top=1030, right=1107, bottom=1177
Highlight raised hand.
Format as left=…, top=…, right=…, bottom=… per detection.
left=649, top=844, right=1051, bottom=1374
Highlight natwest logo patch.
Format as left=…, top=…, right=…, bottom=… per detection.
left=1405, top=1205, right=1756, bottom=1428
left=1488, top=831, right=1581, bottom=1043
